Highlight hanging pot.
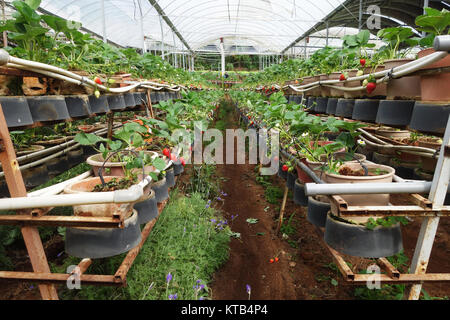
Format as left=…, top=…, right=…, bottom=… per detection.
left=375, top=100, right=415, bottom=127
left=409, top=102, right=450, bottom=135
left=173, top=160, right=185, bottom=175
left=0, top=96, right=34, bottom=128
left=286, top=170, right=296, bottom=190
left=335, top=99, right=355, bottom=118
left=314, top=97, right=329, bottom=114
left=65, top=209, right=141, bottom=259
left=65, top=95, right=93, bottom=118
left=26, top=96, right=70, bottom=122
left=278, top=162, right=288, bottom=180
left=165, top=166, right=176, bottom=188
left=352, top=99, right=380, bottom=122
left=152, top=177, right=169, bottom=203
left=123, top=93, right=137, bottom=108
left=106, top=94, right=126, bottom=111
left=88, top=95, right=110, bottom=115
left=326, top=98, right=339, bottom=115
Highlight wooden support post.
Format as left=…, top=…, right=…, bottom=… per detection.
left=0, top=103, right=58, bottom=300
left=276, top=186, right=289, bottom=234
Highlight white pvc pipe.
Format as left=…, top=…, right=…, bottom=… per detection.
left=304, top=181, right=433, bottom=196
left=28, top=170, right=92, bottom=197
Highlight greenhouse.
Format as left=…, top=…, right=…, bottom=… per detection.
left=0, top=0, right=449, bottom=304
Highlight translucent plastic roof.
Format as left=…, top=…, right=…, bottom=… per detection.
left=38, top=0, right=348, bottom=54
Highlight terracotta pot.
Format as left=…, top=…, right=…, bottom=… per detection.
left=319, top=74, right=330, bottom=97
left=296, top=158, right=313, bottom=183
left=375, top=127, right=411, bottom=140
left=87, top=154, right=127, bottom=177
left=302, top=76, right=315, bottom=97
left=384, top=59, right=421, bottom=100
left=329, top=72, right=345, bottom=98
left=64, top=176, right=135, bottom=218
left=417, top=48, right=450, bottom=102
left=310, top=75, right=321, bottom=96
left=324, top=163, right=395, bottom=224
left=306, top=152, right=366, bottom=178
left=343, top=69, right=362, bottom=99
left=16, top=145, right=45, bottom=156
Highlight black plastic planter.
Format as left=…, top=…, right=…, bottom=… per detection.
left=47, top=155, right=69, bottom=178
left=173, top=160, right=184, bottom=175
left=88, top=95, right=110, bottom=114
left=165, top=167, right=176, bottom=188
left=307, top=196, right=330, bottom=228
left=314, top=97, right=328, bottom=114
left=123, top=93, right=136, bottom=108
left=152, top=177, right=169, bottom=203
left=286, top=171, right=296, bottom=190
left=150, top=92, right=157, bottom=104
left=0, top=97, right=34, bottom=128
left=133, top=92, right=144, bottom=105
left=134, top=190, right=159, bottom=225
left=26, top=96, right=70, bottom=122
left=307, top=97, right=316, bottom=110
left=65, top=96, right=93, bottom=118
left=22, top=164, right=48, bottom=189
left=65, top=210, right=141, bottom=259
left=326, top=98, right=338, bottom=115
left=375, top=100, right=415, bottom=127
left=106, top=94, right=126, bottom=111
left=292, top=96, right=302, bottom=104
left=352, top=99, right=380, bottom=122
left=68, top=148, right=84, bottom=168
left=335, top=99, right=355, bottom=118
left=293, top=179, right=308, bottom=206
left=409, top=102, right=450, bottom=135
left=324, top=214, right=403, bottom=258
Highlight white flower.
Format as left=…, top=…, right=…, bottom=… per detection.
left=302, top=132, right=309, bottom=137
left=357, top=139, right=366, bottom=146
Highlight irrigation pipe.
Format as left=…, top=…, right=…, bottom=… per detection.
left=28, top=170, right=92, bottom=197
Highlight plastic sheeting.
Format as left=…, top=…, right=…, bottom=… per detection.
left=38, top=0, right=348, bottom=54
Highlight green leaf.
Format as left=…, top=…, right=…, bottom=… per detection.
left=74, top=132, right=105, bottom=146
left=331, top=278, right=338, bottom=286
left=246, top=218, right=259, bottom=224
left=153, top=157, right=167, bottom=171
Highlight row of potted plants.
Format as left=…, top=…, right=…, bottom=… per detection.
left=232, top=90, right=408, bottom=259
left=245, top=8, right=450, bottom=102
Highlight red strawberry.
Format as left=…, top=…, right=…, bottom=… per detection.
left=360, top=59, right=366, bottom=67
left=163, top=148, right=170, bottom=157
left=269, top=259, right=274, bottom=264
left=339, top=74, right=346, bottom=81
left=180, top=157, right=186, bottom=166
left=94, top=77, right=102, bottom=85
left=367, top=82, right=377, bottom=94
left=170, top=153, right=177, bottom=161
left=275, top=257, right=279, bottom=262
left=282, top=165, right=289, bottom=172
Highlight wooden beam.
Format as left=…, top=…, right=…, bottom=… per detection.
left=0, top=215, right=122, bottom=228
left=0, top=103, right=58, bottom=300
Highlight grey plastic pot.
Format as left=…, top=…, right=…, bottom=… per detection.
left=165, top=166, right=176, bottom=188
left=286, top=171, right=296, bottom=190
left=152, top=177, right=169, bottom=203
left=293, top=179, right=308, bottom=206
left=375, top=100, right=415, bottom=127
left=409, top=102, right=450, bottom=135
left=133, top=92, right=144, bottom=105
left=324, top=213, right=403, bottom=258
left=352, top=99, right=380, bottom=122
left=106, top=94, right=126, bottom=111
left=134, top=189, right=159, bottom=224
left=26, top=96, right=70, bottom=122
left=65, top=96, right=93, bottom=118
left=314, top=97, right=328, bottom=114
left=326, top=98, right=338, bottom=115
left=68, top=148, right=84, bottom=168
left=88, top=95, right=110, bottom=114
left=0, top=97, right=34, bottom=128
left=65, top=209, right=141, bottom=259
left=173, top=160, right=184, bottom=175
left=335, top=99, right=355, bottom=118
left=307, top=196, right=330, bottom=228
left=307, top=97, right=316, bottom=110
left=22, top=164, right=48, bottom=189
left=150, top=92, right=157, bottom=103
left=123, top=93, right=136, bottom=108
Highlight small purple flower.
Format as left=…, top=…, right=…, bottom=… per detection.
left=246, top=284, right=251, bottom=295
left=221, top=191, right=228, bottom=197
left=57, top=251, right=64, bottom=258
left=166, top=272, right=172, bottom=283
left=30, top=285, right=34, bottom=289
left=210, top=218, right=216, bottom=224
left=168, top=294, right=178, bottom=300
left=216, top=197, right=223, bottom=201
left=199, top=296, right=205, bottom=300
